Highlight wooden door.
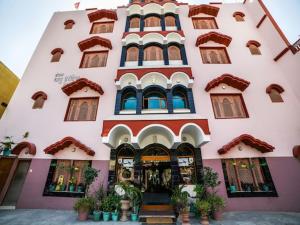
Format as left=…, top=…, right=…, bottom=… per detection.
left=0, top=158, right=15, bottom=192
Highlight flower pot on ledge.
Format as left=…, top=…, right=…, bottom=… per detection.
left=120, top=199, right=130, bottom=221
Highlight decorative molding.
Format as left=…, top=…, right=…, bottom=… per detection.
left=87, top=9, right=118, bottom=22
left=246, top=40, right=261, bottom=47
left=256, top=14, right=266, bottom=28
left=196, top=31, right=232, bottom=47
left=64, top=20, right=75, bottom=25
left=205, top=74, right=250, bottom=92
left=32, top=91, right=47, bottom=100
left=218, top=134, right=274, bottom=155
left=51, top=48, right=64, bottom=55
left=61, top=78, right=104, bottom=96
left=12, top=142, right=36, bottom=155
left=233, top=11, right=245, bottom=18
left=188, top=4, right=219, bottom=17
left=78, top=36, right=112, bottom=51
left=266, top=84, right=284, bottom=94
left=44, top=137, right=95, bottom=156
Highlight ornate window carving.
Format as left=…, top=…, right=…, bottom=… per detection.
left=200, top=48, right=230, bottom=64
left=65, top=98, right=99, bottom=121
left=192, top=18, right=218, bottom=29
left=90, top=22, right=114, bottom=34
left=80, top=51, right=108, bottom=68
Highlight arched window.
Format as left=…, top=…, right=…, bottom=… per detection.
left=247, top=41, right=261, bottom=55
left=51, top=48, right=64, bottom=62
left=130, top=17, right=140, bottom=28
left=165, top=15, right=176, bottom=27
left=32, top=91, right=47, bottom=109
left=172, top=87, right=188, bottom=109
left=143, top=89, right=166, bottom=109
left=126, top=46, right=139, bottom=62
left=144, top=16, right=161, bottom=27
left=233, top=12, right=245, bottom=22
left=168, top=45, right=181, bottom=61
left=144, top=46, right=163, bottom=61
left=122, top=91, right=137, bottom=110
left=64, top=20, right=75, bottom=29
left=266, top=84, right=284, bottom=103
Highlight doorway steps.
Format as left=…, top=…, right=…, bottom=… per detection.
left=139, top=204, right=176, bottom=225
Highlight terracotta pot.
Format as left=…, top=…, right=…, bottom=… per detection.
left=120, top=200, right=130, bottom=221
left=213, top=210, right=223, bottom=220
left=78, top=210, right=89, bottom=221
left=181, top=212, right=190, bottom=225
left=200, top=215, right=209, bottom=225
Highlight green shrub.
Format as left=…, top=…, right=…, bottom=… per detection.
left=74, top=197, right=94, bottom=212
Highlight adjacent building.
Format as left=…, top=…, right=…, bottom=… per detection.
left=0, top=0, right=299, bottom=212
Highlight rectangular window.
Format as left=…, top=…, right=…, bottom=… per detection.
left=43, top=160, right=91, bottom=197
left=192, top=17, right=218, bottom=29
left=65, top=97, right=99, bottom=121
left=80, top=51, right=108, bottom=68
left=222, top=158, right=277, bottom=197
left=211, top=94, right=248, bottom=119
left=200, top=47, right=230, bottom=64
left=90, top=22, right=114, bottom=34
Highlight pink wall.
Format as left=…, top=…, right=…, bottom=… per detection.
left=203, top=157, right=300, bottom=212
left=17, top=159, right=109, bottom=209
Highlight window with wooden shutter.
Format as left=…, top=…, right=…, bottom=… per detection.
left=269, top=89, right=283, bottom=102
left=200, top=48, right=230, bottom=64
left=144, top=46, right=163, bottom=61
left=65, top=98, right=99, bottom=121
left=33, top=96, right=46, bottom=109
left=80, top=51, right=108, bottom=68
left=222, top=158, right=277, bottom=197
left=168, top=45, right=181, bottom=60
left=248, top=44, right=261, bottom=55
left=234, top=14, right=245, bottom=22
left=64, top=21, right=74, bottom=29
left=211, top=94, right=248, bottom=119
left=144, top=16, right=161, bottom=27
left=126, top=47, right=139, bottom=61
left=130, top=17, right=140, bottom=28
left=90, top=22, right=114, bottom=34
left=165, top=16, right=176, bottom=27
left=51, top=52, right=62, bottom=62
left=192, top=18, right=218, bottom=29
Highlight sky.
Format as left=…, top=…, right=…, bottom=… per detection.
left=0, top=0, right=299, bottom=78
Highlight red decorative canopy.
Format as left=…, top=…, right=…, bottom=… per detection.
left=44, top=137, right=95, bottom=156
left=122, top=30, right=185, bottom=39
left=188, top=4, right=219, bottom=17
left=12, top=142, right=36, bottom=155
left=32, top=91, right=47, bottom=100
left=266, top=84, right=284, bottom=94
left=64, top=19, right=75, bottom=25
left=205, top=74, right=250, bottom=92
left=218, top=134, right=274, bottom=155
left=62, top=78, right=104, bottom=96
left=293, top=145, right=300, bottom=159
left=196, top=32, right=232, bottom=47
left=233, top=11, right=245, bottom=17
left=78, top=36, right=112, bottom=51
left=87, top=9, right=118, bottom=22
left=51, top=48, right=64, bottom=55
left=246, top=40, right=261, bottom=47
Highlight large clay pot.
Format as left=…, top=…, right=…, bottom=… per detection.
left=78, top=210, right=89, bottom=221
left=181, top=212, right=190, bottom=225
left=120, top=200, right=130, bottom=221
left=200, top=215, right=209, bottom=225
left=213, top=210, right=223, bottom=220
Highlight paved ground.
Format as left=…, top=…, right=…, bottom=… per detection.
left=0, top=210, right=299, bottom=225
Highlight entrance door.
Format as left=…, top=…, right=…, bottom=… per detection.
left=1, top=160, right=31, bottom=207
left=0, top=158, right=15, bottom=193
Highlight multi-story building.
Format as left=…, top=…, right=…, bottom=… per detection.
left=0, top=0, right=299, bottom=212
left=0, top=61, right=19, bottom=119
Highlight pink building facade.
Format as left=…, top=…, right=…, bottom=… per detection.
left=0, top=0, right=300, bottom=212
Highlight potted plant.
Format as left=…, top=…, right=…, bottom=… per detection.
left=0, top=136, right=15, bottom=156
left=229, top=184, right=236, bottom=193
left=128, top=185, right=142, bottom=221
left=74, top=197, right=94, bottom=221
left=69, top=176, right=76, bottom=192
left=83, top=165, right=99, bottom=197
left=195, top=199, right=211, bottom=225
left=92, top=184, right=105, bottom=221
left=111, top=193, right=121, bottom=221
left=207, top=194, right=225, bottom=220
left=102, top=194, right=114, bottom=221
left=171, top=185, right=190, bottom=223
left=117, top=181, right=131, bottom=221
left=78, top=183, right=84, bottom=193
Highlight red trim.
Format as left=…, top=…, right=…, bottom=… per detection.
left=32, top=91, right=47, bottom=100
left=188, top=4, right=219, bottom=17
left=122, top=30, right=185, bottom=39
left=129, top=1, right=180, bottom=7
left=273, top=47, right=290, bottom=62
left=266, top=84, right=284, bottom=94
left=64, top=20, right=75, bottom=25
left=256, top=14, right=266, bottom=28
left=293, top=145, right=300, bottom=159
left=44, top=137, right=95, bottom=156
left=62, top=78, right=104, bottom=96
left=196, top=32, right=232, bottom=47
left=12, top=142, right=36, bottom=155
left=218, top=134, right=274, bottom=155
left=87, top=9, right=118, bottom=23
left=205, top=74, right=250, bottom=92
left=51, top=48, right=64, bottom=55
left=116, top=67, right=193, bottom=81
left=246, top=40, right=261, bottom=47
left=78, top=36, right=112, bottom=51
left=101, top=119, right=210, bottom=137
left=233, top=11, right=245, bottom=18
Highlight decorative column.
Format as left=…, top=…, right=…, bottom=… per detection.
left=125, top=16, right=130, bottom=32
left=194, top=148, right=204, bottom=183
left=187, top=89, right=196, bottom=113
left=136, top=89, right=143, bottom=114
left=140, top=15, right=145, bottom=32
left=120, top=46, right=127, bottom=67
left=163, top=45, right=169, bottom=65
left=175, top=14, right=181, bottom=30
left=138, top=45, right=144, bottom=66
left=114, top=90, right=122, bottom=114
left=180, top=44, right=188, bottom=65
left=170, top=150, right=180, bottom=188
left=166, top=89, right=173, bottom=113
left=161, top=14, right=166, bottom=31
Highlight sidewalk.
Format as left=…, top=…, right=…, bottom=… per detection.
left=0, top=209, right=299, bottom=225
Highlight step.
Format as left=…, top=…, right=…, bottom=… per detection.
left=146, top=217, right=174, bottom=224
left=141, top=204, right=173, bottom=212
